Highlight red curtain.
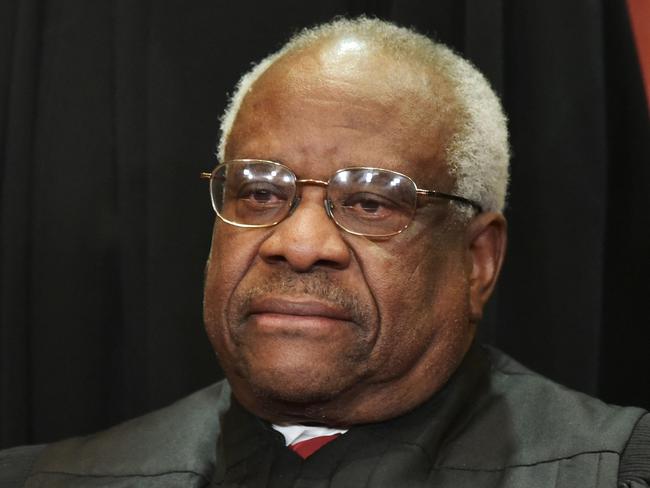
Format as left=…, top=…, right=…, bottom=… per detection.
left=628, top=0, right=650, bottom=110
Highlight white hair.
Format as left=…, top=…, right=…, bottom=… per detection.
left=217, top=17, right=510, bottom=214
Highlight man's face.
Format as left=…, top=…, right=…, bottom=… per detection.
left=203, top=42, right=476, bottom=425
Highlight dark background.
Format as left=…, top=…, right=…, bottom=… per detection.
left=1, top=0, right=649, bottom=449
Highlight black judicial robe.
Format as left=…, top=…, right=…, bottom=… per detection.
left=2, top=345, right=649, bottom=487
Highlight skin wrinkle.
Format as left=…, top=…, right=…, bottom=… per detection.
left=235, top=45, right=456, bottom=170
left=394, top=221, right=467, bottom=372
left=233, top=270, right=373, bottom=338
left=228, top=50, right=458, bottom=176
left=213, top=200, right=382, bottom=402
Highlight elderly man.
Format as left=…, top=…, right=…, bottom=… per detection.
left=2, top=17, right=648, bottom=488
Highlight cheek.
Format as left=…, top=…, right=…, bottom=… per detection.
left=203, top=225, right=264, bottom=345
left=358, top=235, right=471, bottom=378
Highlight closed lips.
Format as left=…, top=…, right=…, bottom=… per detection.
left=248, top=297, right=353, bottom=321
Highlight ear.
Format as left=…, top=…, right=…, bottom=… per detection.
left=465, top=212, right=507, bottom=323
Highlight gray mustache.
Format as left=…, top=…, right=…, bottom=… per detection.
left=238, top=270, right=372, bottom=326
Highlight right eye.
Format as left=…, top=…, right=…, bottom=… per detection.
left=236, top=183, right=289, bottom=209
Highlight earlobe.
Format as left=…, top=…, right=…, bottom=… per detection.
left=466, top=212, right=507, bottom=322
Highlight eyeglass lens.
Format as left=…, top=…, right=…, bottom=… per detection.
left=210, top=161, right=418, bottom=236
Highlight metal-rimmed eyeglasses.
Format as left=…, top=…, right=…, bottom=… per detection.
left=200, top=159, right=482, bottom=238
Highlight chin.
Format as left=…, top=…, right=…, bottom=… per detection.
left=236, top=360, right=358, bottom=406
left=252, top=382, right=337, bottom=405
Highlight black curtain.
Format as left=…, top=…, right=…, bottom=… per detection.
left=1, top=0, right=648, bottom=449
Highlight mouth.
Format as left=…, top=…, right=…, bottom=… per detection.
left=246, top=296, right=355, bottom=332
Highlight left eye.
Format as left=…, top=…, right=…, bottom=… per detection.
left=339, top=192, right=397, bottom=219
left=246, top=189, right=276, bottom=203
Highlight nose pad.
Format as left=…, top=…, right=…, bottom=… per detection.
left=324, top=199, right=334, bottom=219
left=287, top=196, right=335, bottom=224
left=288, top=196, right=301, bottom=216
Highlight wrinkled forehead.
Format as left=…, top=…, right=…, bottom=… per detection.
left=225, top=38, right=462, bottom=185
left=239, top=37, right=460, bottom=128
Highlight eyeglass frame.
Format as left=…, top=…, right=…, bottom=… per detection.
left=200, top=159, right=482, bottom=237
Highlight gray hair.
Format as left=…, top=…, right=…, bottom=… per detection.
left=217, top=17, right=510, bottom=214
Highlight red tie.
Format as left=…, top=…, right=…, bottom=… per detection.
left=289, top=434, right=340, bottom=459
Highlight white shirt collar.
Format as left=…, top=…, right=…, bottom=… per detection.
left=271, top=423, right=348, bottom=446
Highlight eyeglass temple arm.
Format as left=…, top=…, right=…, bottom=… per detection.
left=200, top=172, right=212, bottom=179
left=416, top=189, right=482, bottom=213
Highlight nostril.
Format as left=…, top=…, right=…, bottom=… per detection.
left=263, top=255, right=343, bottom=273
left=263, top=254, right=287, bottom=265
left=313, top=258, right=347, bottom=270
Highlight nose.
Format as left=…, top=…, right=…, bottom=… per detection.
left=258, top=187, right=351, bottom=272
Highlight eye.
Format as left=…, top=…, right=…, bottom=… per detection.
left=340, top=192, right=398, bottom=219
left=237, top=183, right=289, bottom=209
left=247, top=189, right=274, bottom=204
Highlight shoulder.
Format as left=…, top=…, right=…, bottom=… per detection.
left=0, top=445, right=46, bottom=487
left=440, top=346, right=648, bottom=476
left=486, top=348, right=650, bottom=485
left=0, top=380, right=231, bottom=488
left=486, top=346, right=646, bottom=433
left=484, top=345, right=647, bottom=456
left=442, top=347, right=646, bottom=480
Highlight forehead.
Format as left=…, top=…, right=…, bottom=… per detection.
left=226, top=41, right=460, bottom=186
